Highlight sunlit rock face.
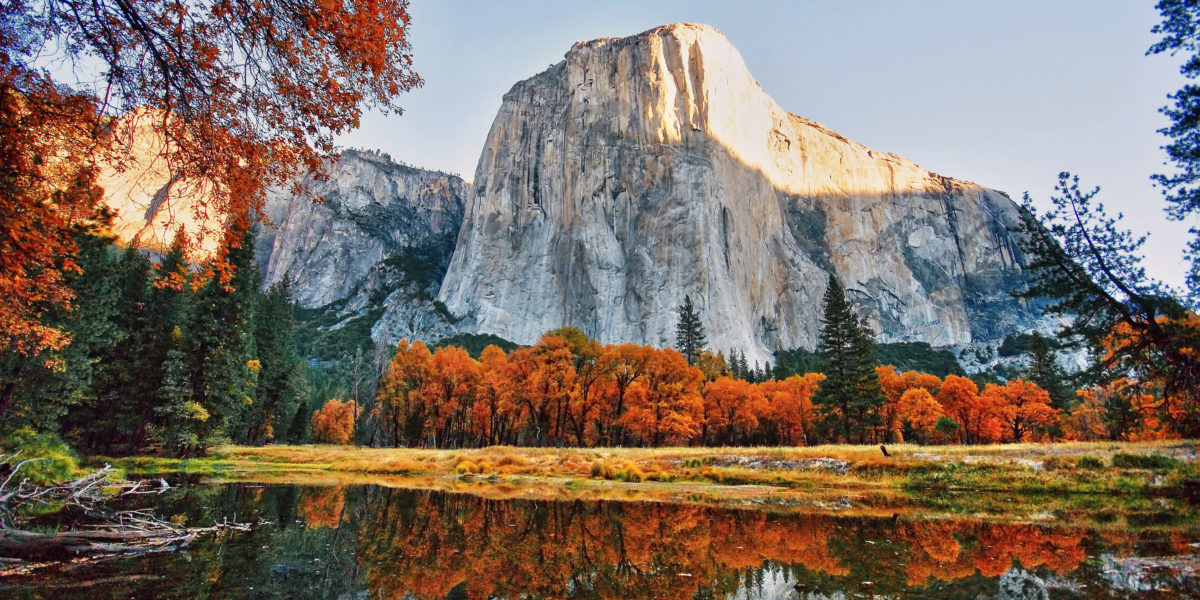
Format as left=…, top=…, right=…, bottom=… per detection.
left=99, top=111, right=227, bottom=259
left=440, top=22, right=1040, bottom=364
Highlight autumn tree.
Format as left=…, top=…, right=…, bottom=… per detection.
left=312, top=399, right=356, bottom=445
left=758, top=374, right=823, bottom=446
left=596, top=343, right=652, bottom=445
left=811, top=276, right=886, bottom=443
left=421, top=345, right=480, bottom=448
left=374, top=339, right=432, bottom=446
left=619, top=349, right=704, bottom=446
left=876, top=365, right=941, bottom=443
left=982, top=379, right=1058, bottom=443
left=936, top=375, right=999, bottom=444
left=471, top=345, right=519, bottom=446
left=896, top=388, right=945, bottom=444
left=1, top=0, right=422, bottom=359
left=675, top=295, right=708, bottom=366
left=701, top=378, right=766, bottom=446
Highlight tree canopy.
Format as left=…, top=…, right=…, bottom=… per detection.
left=1149, top=0, right=1200, bottom=294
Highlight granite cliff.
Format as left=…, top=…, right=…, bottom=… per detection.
left=439, top=23, right=1041, bottom=365
left=101, top=139, right=470, bottom=351
left=262, top=150, right=469, bottom=348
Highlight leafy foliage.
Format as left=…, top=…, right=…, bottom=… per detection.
left=1148, top=0, right=1200, bottom=292
left=1015, top=173, right=1200, bottom=435
left=311, top=399, right=357, bottom=445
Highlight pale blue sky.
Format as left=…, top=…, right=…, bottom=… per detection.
left=338, top=1, right=1193, bottom=288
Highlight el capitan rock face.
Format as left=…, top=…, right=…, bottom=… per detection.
left=439, top=22, right=1040, bottom=364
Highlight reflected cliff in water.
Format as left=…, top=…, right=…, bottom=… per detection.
left=3, top=483, right=1199, bottom=599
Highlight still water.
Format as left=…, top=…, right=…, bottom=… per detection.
left=2, top=482, right=1199, bottom=599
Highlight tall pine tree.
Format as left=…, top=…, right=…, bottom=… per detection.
left=189, top=227, right=260, bottom=446
left=1024, top=333, right=1072, bottom=412
left=675, top=295, right=707, bottom=365
left=811, top=275, right=886, bottom=443
left=246, top=276, right=306, bottom=444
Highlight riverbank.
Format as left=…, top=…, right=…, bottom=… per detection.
left=106, top=440, right=1199, bottom=499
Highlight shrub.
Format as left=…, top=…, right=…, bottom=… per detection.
left=1077, top=456, right=1104, bottom=470
left=590, top=460, right=616, bottom=479
left=0, top=428, right=80, bottom=486
left=1111, top=453, right=1180, bottom=470
left=455, top=460, right=479, bottom=474
left=614, top=463, right=645, bottom=483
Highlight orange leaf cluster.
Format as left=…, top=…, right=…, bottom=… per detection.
left=311, top=398, right=356, bottom=444
left=372, top=331, right=824, bottom=448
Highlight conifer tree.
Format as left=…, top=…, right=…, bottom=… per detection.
left=189, top=227, right=260, bottom=445
left=246, top=276, right=306, bottom=444
left=674, top=295, right=707, bottom=365
left=1024, top=333, right=1072, bottom=411
left=153, top=327, right=207, bottom=457
left=811, top=275, right=886, bottom=443
left=735, top=350, right=749, bottom=381
left=78, top=248, right=160, bottom=454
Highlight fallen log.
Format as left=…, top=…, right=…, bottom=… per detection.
left=0, top=528, right=197, bottom=562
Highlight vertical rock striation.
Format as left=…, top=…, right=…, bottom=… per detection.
left=262, top=150, right=470, bottom=346
left=439, top=23, right=1040, bottom=364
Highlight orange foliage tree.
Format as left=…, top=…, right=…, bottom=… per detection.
left=876, top=366, right=942, bottom=442
left=311, top=399, right=356, bottom=444
left=897, top=388, right=946, bottom=444
left=981, top=379, right=1058, bottom=443
left=757, top=373, right=823, bottom=446
left=373, top=339, right=431, bottom=446
left=1, top=0, right=421, bottom=357
left=701, top=377, right=766, bottom=446
left=936, top=375, right=1002, bottom=444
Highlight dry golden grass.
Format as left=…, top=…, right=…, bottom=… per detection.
left=93, top=440, right=1198, bottom=527
left=207, top=439, right=1197, bottom=494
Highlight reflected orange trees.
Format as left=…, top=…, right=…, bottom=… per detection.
left=352, top=490, right=1106, bottom=599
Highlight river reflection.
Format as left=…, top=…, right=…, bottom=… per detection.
left=3, top=483, right=1199, bottom=599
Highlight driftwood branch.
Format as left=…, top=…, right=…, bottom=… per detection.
left=0, top=457, right=253, bottom=573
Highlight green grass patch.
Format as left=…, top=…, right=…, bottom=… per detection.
left=1, top=428, right=82, bottom=486
left=1111, top=453, right=1181, bottom=469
